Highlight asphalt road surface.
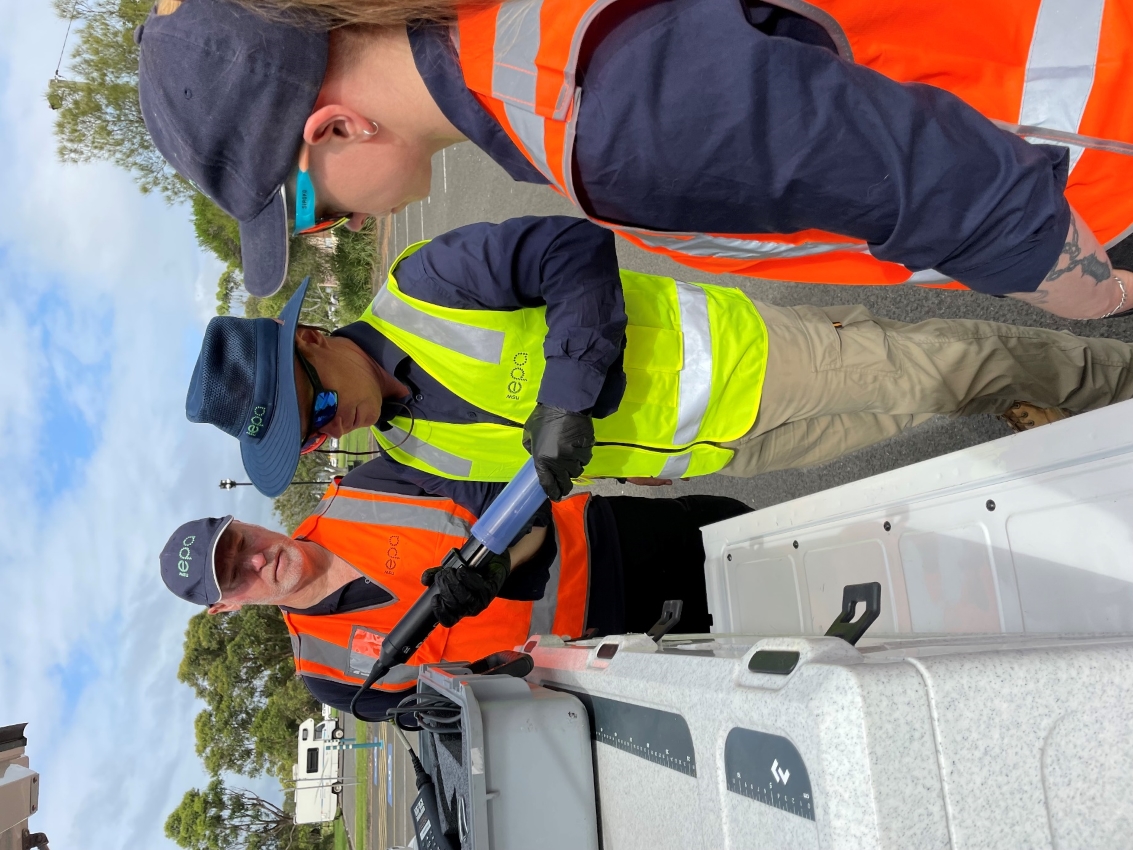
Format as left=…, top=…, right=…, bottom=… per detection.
left=386, top=143, right=1133, bottom=511
left=338, top=714, right=418, bottom=850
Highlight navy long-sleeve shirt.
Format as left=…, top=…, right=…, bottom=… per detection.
left=337, top=216, right=628, bottom=417
left=408, top=0, right=1071, bottom=295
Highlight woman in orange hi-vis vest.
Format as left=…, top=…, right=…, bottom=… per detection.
left=141, top=0, right=1133, bottom=318
left=159, top=469, right=750, bottom=717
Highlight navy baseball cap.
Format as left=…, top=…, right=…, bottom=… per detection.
left=160, top=515, right=233, bottom=606
left=186, top=279, right=312, bottom=497
left=136, top=0, right=328, bottom=297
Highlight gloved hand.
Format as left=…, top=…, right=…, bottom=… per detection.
left=421, top=550, right=511, bottom=628
left=522, top=403, right=594, bottom=500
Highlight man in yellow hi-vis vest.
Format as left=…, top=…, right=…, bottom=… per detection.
left=187, top=216, right=1133, bottom=501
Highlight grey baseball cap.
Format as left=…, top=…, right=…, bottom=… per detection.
left=136, top=0, right=328, bottom=296
left=160, top=515, right=233, bottom=606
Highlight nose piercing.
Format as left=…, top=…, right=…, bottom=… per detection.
left=362, top=120, right=378, bottom=137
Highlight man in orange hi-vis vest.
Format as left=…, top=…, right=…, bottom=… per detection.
left=141, top=0, right=1133, bottom=318
left=159, top=463, right=749, bottom=716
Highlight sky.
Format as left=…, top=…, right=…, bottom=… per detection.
left=0, top=1, right=281, bottom=846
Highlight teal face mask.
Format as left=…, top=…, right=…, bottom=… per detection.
left=291, top=146, right=351, bottom=237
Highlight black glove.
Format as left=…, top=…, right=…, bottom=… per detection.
left=522, top=403, right=595, bottom=500
left=421, top=550, right=511, bottom=628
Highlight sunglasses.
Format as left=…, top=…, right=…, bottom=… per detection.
left=296, top=349, right=338, bottom=455
left=293, top=145, right=351, bottom=237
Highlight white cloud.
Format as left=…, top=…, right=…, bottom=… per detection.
left=0, top=3, right=284, bottom=849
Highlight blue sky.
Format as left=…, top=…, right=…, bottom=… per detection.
left=0, top=1, right=281, bottom=846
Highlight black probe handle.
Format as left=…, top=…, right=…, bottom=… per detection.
left=350, top=586, right=442, bottom=722
left=351, top=543, right=488, bottom=722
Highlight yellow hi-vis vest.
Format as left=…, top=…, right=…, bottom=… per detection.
left=363, top=241, right=769, bottom=481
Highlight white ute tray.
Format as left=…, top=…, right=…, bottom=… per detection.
left=703, top=399, right=1133, bottom=636
left=525, top=631, right=1133, bottom=850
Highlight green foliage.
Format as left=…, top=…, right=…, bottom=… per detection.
left=271, top=452, right=336, bottom=535
left=330, top=220, right=380, bottom=321
left=216, top=266, right=244, bottom=316
left=49, top=0, right=191, bottom=202
left=179, top=608, right=318, bottom=781
left=165, top=779, right=332, bottom=850
left=193, top=193, right=243, bottom=267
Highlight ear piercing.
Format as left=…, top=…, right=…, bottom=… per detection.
left=362, top=120, right=379, bottom=137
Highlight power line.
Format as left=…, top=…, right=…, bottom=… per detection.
left=54, top=0, right=80, bottom=79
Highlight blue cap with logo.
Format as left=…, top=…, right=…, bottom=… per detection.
left=136, top=0, right=328, bottom=297
left=160, top=515, right=233, bottom=606
left=186, top=279, right=312, bottom=497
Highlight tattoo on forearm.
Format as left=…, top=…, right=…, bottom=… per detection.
left=1046, top=216, right=1112, bottom=284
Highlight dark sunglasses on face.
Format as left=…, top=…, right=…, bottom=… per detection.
left=296, top=349, right=338, bottom=455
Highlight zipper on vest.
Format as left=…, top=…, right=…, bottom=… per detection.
left=593, top=440, right=717, bottom=453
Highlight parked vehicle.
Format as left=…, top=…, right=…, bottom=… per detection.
left=292, top=712, right=345, bottom=824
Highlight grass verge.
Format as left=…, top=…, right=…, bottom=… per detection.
left=354, top=723, right=371, bottom=850
left=333, top=814, right=349, bottom=850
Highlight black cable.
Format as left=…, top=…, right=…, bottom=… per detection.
left=384, top=692, right=463, bottom=734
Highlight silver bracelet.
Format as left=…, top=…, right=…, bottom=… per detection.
left=1103, top=276, right=1128, bottom=318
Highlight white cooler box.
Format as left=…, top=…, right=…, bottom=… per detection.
left=525, top=631, right=1133, bottom=850
left=702, top=400, right=1133, bottom=637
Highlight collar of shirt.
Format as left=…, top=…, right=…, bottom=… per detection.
left=279, top=576, right=394, bottom=615
left=406, top=24, right=549, bottom=186
left=332, top=321, right=516, bottom=430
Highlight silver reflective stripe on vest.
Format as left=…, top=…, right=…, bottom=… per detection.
left=295, top=632, right=418, bottom=685
left=659, top=452, right=692, bottom=479
left=504, top=103, right=552, bottom=180
left=491, top=0, right=542, bottom=108
left=492, top=0, right=555, bottom=179
left=673, top=282, right=712, bottom=444
left=321, top=491, right=472, bottom=539
left=632, top=230, right=870, bottom=261
left=1020, top=0, right=1105, bottom=171
left=295, top=633, right=421, bottom=687
left=383, top=424, right=474, bottom=479
left=904, top=268, right=954, bottom=285
left=372, top=286, right=506, bottom=364
left=529, top=536, right=562, bottom=637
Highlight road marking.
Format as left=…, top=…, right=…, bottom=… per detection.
left=442, top=149, right=448, bottom=193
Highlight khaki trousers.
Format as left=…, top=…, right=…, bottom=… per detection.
left=720, top=302, right=1133, bottom=477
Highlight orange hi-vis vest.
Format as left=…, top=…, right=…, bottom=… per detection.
left=456, top=0, right=1133, bottom=288
left=282, top=482, right=592, bottom=692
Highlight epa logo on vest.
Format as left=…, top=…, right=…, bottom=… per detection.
left=506, top=352, right=530, bottom=401
left=385, top=535, right=400, bottom=575
left=246, top=405, right=269, bottom=438
left=178, top=535, right=196, bottom=578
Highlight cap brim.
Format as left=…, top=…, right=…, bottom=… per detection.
left=207, top=515, right=234, bottom=604
left=240, top=187, right=290, bottom=297
left=240, top=279, right=310, bottom=497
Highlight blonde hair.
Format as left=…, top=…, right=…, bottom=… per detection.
left=229, top=0, right=493, bottom=29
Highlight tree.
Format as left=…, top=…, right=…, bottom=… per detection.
left=48, top=0, right=191, bottom=203
left=179, top=607, right=319, bottom=780
left=215, top=266, right=244, bottom=316
left=193, top=193, right=243, bottom=267
left=271, top=453, right=336, bottom=535
left=165, top=779, right=331, bottom=850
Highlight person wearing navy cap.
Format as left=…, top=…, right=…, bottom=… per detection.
left=137, top=0, right=1133, bottom=318
left=158, top=488, right=753, bottom=713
